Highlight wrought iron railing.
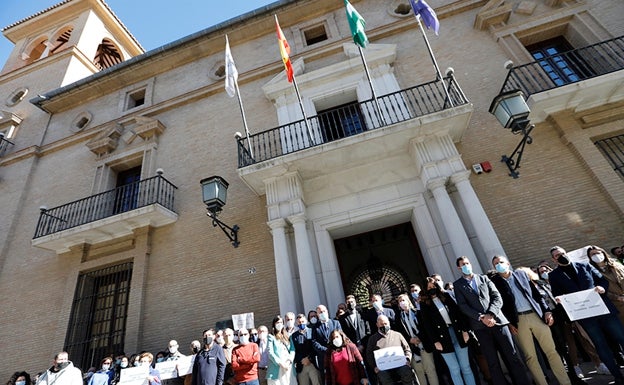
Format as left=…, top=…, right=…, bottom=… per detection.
left=500, top=36, right=624, bottom=97
left=0, top=134, right=14, bottom=157
left=237, top=75, right=469, bottom=167
left=33, top=174, right=177, bottom=238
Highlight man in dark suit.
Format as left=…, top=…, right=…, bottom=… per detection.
left=363, top=294, right=396, bottom=335
left=338, top=294, right=370, bottom=351
left=310, top=304, right=342, bottom=376
left=549, top=246, right=624, bottom=385
left=490, top=255, right=570, bottom=385
left=453, top=256, right=531, bottom=385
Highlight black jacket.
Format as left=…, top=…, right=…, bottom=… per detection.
left=419, top=292, right=470, bottom=353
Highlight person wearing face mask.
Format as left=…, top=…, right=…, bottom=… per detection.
left=192, top=329, right=226, bottom=385
left=7, top=371, right=32, bottom=385
left=231, top=328, right=261, bottom=385
left=111, top=356, right=130, bottom=385
left=291, top=314, right=322, bottom=385
left=363, top=295, right=395, bottom=336
left=88, top=357, right=115, bottom=385
left=453, top=256, right=532, bottom=385
left=408, top=284, right=421, bottom=309
left=306, top=310, right=318, bottom=327
left=395, top=293, right=438, bottom=385
left=419, top=277, right=476, bottom=385
left=490, top=256, right=570, bottom=385
left=255, top=325, right=270, bottom=385
left=139, top=353, right=162, bottom=385
left=549, top=245, right=624, bottom=385
left=365, top=315, right=414, bottom=385
left=181, top=342, right=202, bottom=385
left=588, top=245, right=624, bottom=325
left=311, top=304, right=343, bottom=377
left=36, top=352, right=83, bottom=385
left=338, top=295, right=370, bottom=353
left=222, top=328, right=239, bottom=385
left=324, top=330, right=368, bottom=385
left=284, top=312, right=297, bottom=338
left=161, top=341, right=186, bottom=385
left=266, top=315, right=296, bottom=385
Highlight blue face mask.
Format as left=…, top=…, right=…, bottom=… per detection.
left=495, top=263, right=508, bottom=274
left=410, top=292, right=419, bottom=299
left=461, top=264, right=472, bottom=275
left=298, top=323, right=306, bottom=330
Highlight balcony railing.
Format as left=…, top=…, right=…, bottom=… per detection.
left=500, top=35, right=624, bottom=97
left=0, top=135, right=14, bottom=157
left=33, top=174, right=177, bottom=238
left=236, top=75, right=469, bottom=167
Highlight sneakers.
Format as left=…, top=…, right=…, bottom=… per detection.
left=574, top=365, right=584, bottom=378
left=596, top=362, right=611, bottom=375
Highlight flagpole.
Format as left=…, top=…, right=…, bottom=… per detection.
left=415, top=15, right=453, bottom=108
left=233, top=79, right=253, bottom=158
left=357, top=46, right=385, bottom=125
left=291, top=73, right=315, bottom=145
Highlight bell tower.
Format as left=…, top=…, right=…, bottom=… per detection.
left=0, top=0, right=143, bottom=82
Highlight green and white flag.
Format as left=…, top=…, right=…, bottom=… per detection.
left=344, top=0, right=368, bottom=48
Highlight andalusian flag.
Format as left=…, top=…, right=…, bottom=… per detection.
left=275, top=15, right=294, bottom=82
left=344, top=0, right=368, bottom=48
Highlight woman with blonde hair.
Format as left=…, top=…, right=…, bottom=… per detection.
left=587, top=245, right=624, bottom=325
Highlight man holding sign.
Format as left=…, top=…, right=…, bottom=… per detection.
left=365, top=315, right=414, bottom=385
left=549, top=245, right=624, bottom=385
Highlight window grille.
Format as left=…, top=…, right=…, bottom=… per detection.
left=64, top=262, right=133, bottom=370
left=595, top=134, right=624, bottom=178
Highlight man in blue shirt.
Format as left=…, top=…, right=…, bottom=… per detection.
left=192, top=329, right=226, bottom=385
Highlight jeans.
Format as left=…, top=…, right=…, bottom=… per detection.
left=238, top=380, right=260, bottom=385
left=579, top=313, right=624, bottom=379
left=440, top=327, right=476, bottom=385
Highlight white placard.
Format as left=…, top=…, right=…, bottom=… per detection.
left=118, top=366, right=149, bottom=385
left=557, top=288, right=610, bottom=321
left=373, top=346, right=407, bottom=371
left=176, top=355, right=194, bottom=377
left=155, top=361, right=178, bottom=380
left=232, top=312, right=255, bottom=330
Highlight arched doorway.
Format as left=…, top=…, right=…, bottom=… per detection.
left=334, top=222, right=429, bottom=309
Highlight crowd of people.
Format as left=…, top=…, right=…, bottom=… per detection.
left=7, top=243, right=624, bottom=385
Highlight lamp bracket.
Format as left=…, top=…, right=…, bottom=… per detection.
left=501, top=124, right=534, bottom=178
left=207, top=210, right=240, bottom=248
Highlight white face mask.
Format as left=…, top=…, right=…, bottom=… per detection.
left=120, top=362, right=128, bottom=368
left=399, top=300, right=409, bottom=310
left=286, top=320, right=295, bottom=329
left=275, top=322, right=284, bottom=332
left=540, top=272, right=549, bottom=280
left=332, top=337, right=343, bottom=347
left=259, top=332, right=268, bottom=340
left=169, top=346, right=178, bottom=354
left=591, top=253, right=605, bottom=264
left=102, top=364, right=110, bottom=371
left=309, top=317, right=318, bottom=324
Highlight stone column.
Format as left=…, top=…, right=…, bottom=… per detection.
left=268, top=218, right=297, bottom=314
left=315, top=226, right=343, bottom=311
left=451, top=171, right=505, bottom=269
left=427, top=177, right=480, bottom=272
left=289, top=214, right=321, bottom=312
left=411, top=200, right=456, bottom=280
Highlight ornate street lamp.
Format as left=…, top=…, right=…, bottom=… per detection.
left=489, top=90, right=534, bottom=178
left=200, top=176, right=239, bottom=247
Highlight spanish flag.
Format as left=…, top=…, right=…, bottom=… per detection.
left=275, top=15, right=294, bottom=83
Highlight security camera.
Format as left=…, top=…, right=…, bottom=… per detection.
left=234, top=132, right=242, bottom=139
left=504, top=60, right=514, bottom=70
left=445, top=67, right=454, bottom=77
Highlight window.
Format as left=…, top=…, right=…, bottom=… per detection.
left=6, top=87, right=28, bottom=107
left=114, top=166, right=142, bottom=214
left=64, top=262, right=133, bottom=370
left=527, top=37, right=594, bottom=86
left=126, top=88, right=146, bottom=110
left=50, top=27, right=73, bottom=55
left=303, top=25, right=328, bottom=46
left=595, top=134, right=624, bottom=178
left=317, top=101, right=366, bottom=142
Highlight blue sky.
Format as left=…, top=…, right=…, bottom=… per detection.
left=0, top=0, right=280, bottom=66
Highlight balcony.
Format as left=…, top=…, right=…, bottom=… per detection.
left=499, top=36, right=624, bottom=123
left=236, top=76, right=472, bottom=194
left=32, top=174, right=178, bottom=253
